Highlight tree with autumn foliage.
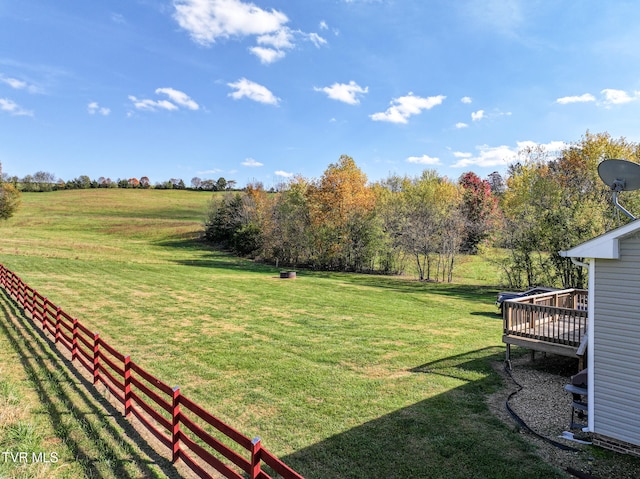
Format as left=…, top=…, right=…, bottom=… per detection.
left=458, top=171, right=499, bottom=254
left=139, top=176, right=151, bottom=189
left=306, top=155, right=379, bottom=271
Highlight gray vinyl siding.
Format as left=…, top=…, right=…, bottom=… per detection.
left=593, top=234, right=640, bottom=446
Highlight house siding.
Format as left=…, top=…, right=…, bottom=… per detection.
left=593, top=234, right=640, bottom=446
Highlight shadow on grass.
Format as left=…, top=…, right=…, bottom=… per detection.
left=409, top=346, right=505, bottom=380
left=470, top=311, right=503, bottom=320
left=157, top=237, right=278, bottom=274
left=0, top=290, right=182, bottom=479
left=161, top=239, right=500, bottom=293
left=279, top=347, right=567, bottom=479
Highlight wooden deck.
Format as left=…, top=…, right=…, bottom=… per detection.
left=502, top=289, right=588, bottom=363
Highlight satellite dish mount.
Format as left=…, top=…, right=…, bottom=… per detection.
left=597, top=159, right=640, bottom=221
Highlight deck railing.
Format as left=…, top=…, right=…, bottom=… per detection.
left=0, top=264, right=304, bottom=479
left=503, top=289, right=588, bottom=347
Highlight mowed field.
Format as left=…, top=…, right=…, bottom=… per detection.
left=0, top=189, right=565, bottom=478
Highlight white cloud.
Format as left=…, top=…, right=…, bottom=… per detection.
left=305, top=32, right=328, bottom=48
left=453, top=145, right=515, bottom=168
left=601, top=88, right=640, bottom=105
left=516, top=140, right=566, bottom=153
left=87, top=102, right=111, bottom=116
left=257, top=28, right=294, bottom=49
left=197, top=168, right=223, bottom=175
left=250, top=46, right=286, bottom=64
left=471, top=109, right=485, bottom=121
left=0, top=74, right=41, bottom=94
left=407, top=154, right=441, bottom=165
left=275, top=170, right=293, bottom=177
left=129, top=87, right=199, bottom=112
left=155, top=87, right=199, bottom=110
left=319, top=20, right=328, bottom=30
left=0, top=98, right=33, bottom=116
left=227, top=78, right=280, bottom=105
left=455, top=122, right=468, bottom=129
left=314, top=81, right=368, bottom=105
left=242, top=158, right=263, bottom=167
left=129, top=96, right=178, bottom=111
left=370, top=93, right=445, bottom=124
left=173, top=0, right=289, bottom=45
left=173, top=0, right=325, bottom=63
left=556, top=93, right=596, bottom=105
left=556, top=90, right=640, bottom=107
left=461, top=96, right=472, bottom=104
left=452, top=140, right=565, bottom=168
left=0, top=76, right=26, bottom=89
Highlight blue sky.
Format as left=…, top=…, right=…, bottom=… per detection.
left=2, top=0, right=640, bottom=187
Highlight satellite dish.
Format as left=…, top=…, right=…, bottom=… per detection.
left=598, top=159, right=640, bottom=192
left=598, top=159, right=640, bottom=220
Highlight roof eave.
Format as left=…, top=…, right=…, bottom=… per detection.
left=559, top=219, right=640, bottom=260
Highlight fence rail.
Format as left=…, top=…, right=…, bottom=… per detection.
left=0, top=264, right=304, bottom=479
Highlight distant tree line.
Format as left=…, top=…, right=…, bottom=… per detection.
left=204, top=155, right=499, bottom=282
left=1, top=171, right=237, bottom=192
left=205, top=132, right=640, bottom=287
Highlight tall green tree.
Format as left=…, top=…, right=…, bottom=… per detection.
left=499, top=132, right=640, bottom=288
left=264, top=176, right=312, bottom=268
left=500, top=154, right=560, bottom=288
left=395, top=170, right=463, bottom=281
left=0, top=163, right=21, bottom=220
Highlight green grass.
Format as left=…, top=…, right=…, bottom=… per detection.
left=0, top=189, right=566, bottom=478
left=0, top=291, right=176, bottom=479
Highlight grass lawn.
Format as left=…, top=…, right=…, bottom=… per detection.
left=0, top=189, right=566, bottom=478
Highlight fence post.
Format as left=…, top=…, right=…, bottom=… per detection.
left=72, top=318, right=78, bottom=361
left=29, top=290, right=36, bottom=319
left=93, top=333, right=100, bottom=385
left=24, top=287, right=32, bottom=318
left=42, top=298, right=49, bottom=331
left=10, top=273, right=16, bottom=300
left=124, top=356, right=131, bottom=417
left=17, top=279, right=24, bottom=306
left=29, top=289, right=35, bottom=319
left=172, top=387, right=181, bottom=463
left=55, top=307, right=61, bottom=343
left=250, top=437, right=262, bottom=479
left=20, top=280, right=26, bottom=307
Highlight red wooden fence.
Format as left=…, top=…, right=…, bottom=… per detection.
left=0, top=264, right=304, bottom=479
